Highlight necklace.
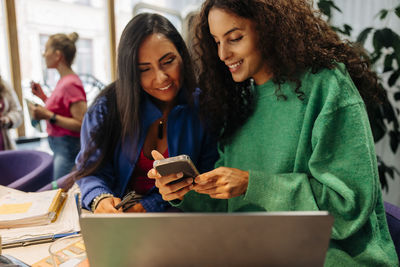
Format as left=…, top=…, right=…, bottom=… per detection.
left=158, top=120, right=163, bottom=139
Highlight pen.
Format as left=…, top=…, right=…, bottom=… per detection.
left=114, top=191, right=140, bottom=210
left=53, top=231, right=81, bottom=239
left=2, top=231, right=81, bottom=248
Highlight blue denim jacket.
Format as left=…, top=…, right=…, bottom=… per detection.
left=76, top=89, right=218, bottom=211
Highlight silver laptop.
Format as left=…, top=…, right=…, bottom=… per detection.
left=80, top=212, right=333, bottom=267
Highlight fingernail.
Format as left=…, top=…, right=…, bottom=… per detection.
left=186, top=178, right=193, bottom=184
left=177, top=172, right=183, bottom=178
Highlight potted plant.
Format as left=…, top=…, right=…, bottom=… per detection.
left=318, top=0, right=400, bottom=191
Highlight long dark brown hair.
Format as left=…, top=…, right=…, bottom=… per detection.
left=194, top=0, right=383, bottom=142
left=74, top=13, right=196, bottom=180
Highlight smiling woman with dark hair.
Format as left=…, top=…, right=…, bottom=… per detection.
left=74, top=13, right=218, bottom=214
left=148, top=0, right=398, bottom=265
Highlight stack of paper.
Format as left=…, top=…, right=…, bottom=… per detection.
left=0, top=189, right=65, bottom=228
left=0, top=185, right=80, bottom=248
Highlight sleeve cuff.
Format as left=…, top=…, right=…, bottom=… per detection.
left=140, top=192, right=170, bottom=212
left=81, top=186, right=113, bottom=210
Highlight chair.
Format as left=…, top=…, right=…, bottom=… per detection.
left=384, top=201, right=400, bottom=261
left=0, top=150, right=53, bottom=192
left=37, top=172, right=74, bottom=192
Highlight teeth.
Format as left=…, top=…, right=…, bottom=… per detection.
left=228, top=60, right=242, bottom=69
left=159, top=83, right=172, bottom=90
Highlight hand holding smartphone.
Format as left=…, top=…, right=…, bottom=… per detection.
left=153, top=155, right=199, bottom=184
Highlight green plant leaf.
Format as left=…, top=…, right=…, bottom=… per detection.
left=378, top=9, right=389, bottom=20
left=369, top=104, right=387, bottom=142
left=357, top=27, right=373, bottom=45
left=383, top=54, right=395, bottom=72
left=378, top=165, right=388, bottom=191
left=394, top=92, right=400, bottom=101
left=393, top=35, right=400, bottom=66
left=371, top=52, right=381, bottom=64
left=379, top=28, right=395, bottom=48
left=387, top=165, right=395, bottom=179
left=395, top=6, right=400, bottom=18
left=383, top=99, right=397, bottom=123
left=377, top=158, right=391, bottom=192
left=329, top=0, right=342, bottom=13
left=318, top=1, right=331, bottom=18
left=343, top=24, right=353, bottom=36
left=388, top=70, right=400, bottom=87
left=371, top=120, right=386, bottom=142
left=317, top=0, right=342, bottom=19
left=389, top=131, right=399, bottom=153
left=332, top=24, right=353, bottom=36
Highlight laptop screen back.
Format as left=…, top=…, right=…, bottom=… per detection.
left=80, top=212, right=333, bottom=267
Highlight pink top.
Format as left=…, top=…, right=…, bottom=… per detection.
left=129, top=149, right=169, bottom=194
left=45, top=74, right=86, bottom=137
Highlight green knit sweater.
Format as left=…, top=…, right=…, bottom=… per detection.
left=176, top=64, right=398, bottom=266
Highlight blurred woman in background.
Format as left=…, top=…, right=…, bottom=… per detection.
left=0, top=76, right=22, bottom=150
left=30, top=32, right=87, bottom=180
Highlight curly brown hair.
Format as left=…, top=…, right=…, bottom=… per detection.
left=194, top=0, right=383, bottom=142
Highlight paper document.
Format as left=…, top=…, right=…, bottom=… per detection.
left=25, top=98, right=43, bottom=132
left=0, top=185, right=80, bottom=248
left=0, top=188, right=65, bottom=228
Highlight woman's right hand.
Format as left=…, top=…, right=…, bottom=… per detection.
left=147, top=150, right=194, bottom=201
left=30, top=81, right=47, bottom=102
left=0, top=116, right=12, bottom=129
left=94, top=197, right=123, bottom=213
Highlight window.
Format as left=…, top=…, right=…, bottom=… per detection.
left=39, top=35, right=94, bottom=89
left=0, top=1, right=10, bottom=80
left=115, top=0, right=204, bottom=46
left=14, top=0, right=109, bottom=137
left=74, top=0, right=91, bottom=5
left=75, top=39, right=93, bottom=76
left=52, top=0, right=92, bottom=6
left=39, top=34, right=58, bottom=90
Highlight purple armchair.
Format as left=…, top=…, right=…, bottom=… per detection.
left=38, top=172, right=74, bottom=192
left=384, top=201, right=400, bottom=261
left=0, top=150, right=53, bottom=192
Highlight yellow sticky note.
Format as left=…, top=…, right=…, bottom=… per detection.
left=0, top=202, right=32, bottom=214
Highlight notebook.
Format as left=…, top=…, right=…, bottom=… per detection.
left=0, top=188, right=65, bottom=229
left=80, top=211, right=333, bottom=267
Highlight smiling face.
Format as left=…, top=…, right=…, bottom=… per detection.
left=138, top=33, right=183, bottom=105
left=208, top=8, right=272, bottom=85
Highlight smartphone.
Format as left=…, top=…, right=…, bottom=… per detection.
left=153, top=155, right=199, bottom=184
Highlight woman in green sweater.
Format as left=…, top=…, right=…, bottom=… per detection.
left=148, top=0, right=398, bottom=265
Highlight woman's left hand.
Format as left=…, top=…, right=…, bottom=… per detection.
left=31, top=104, right=52, bottom=120
left=193, top=167, right=249, bottom=199
left=124, top=203, right=146, bottom=213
